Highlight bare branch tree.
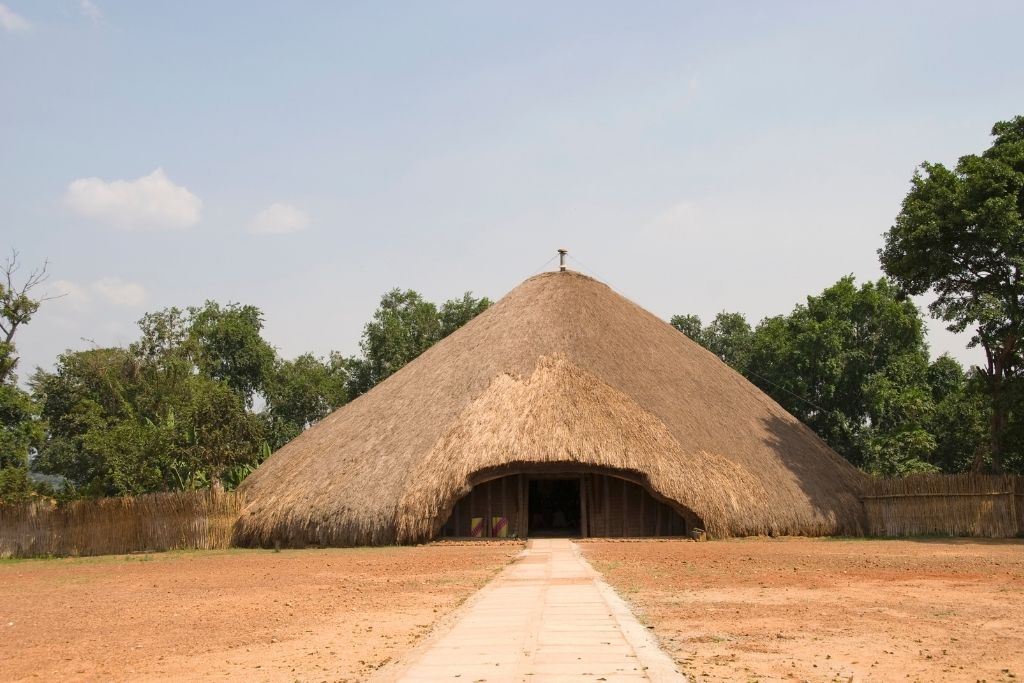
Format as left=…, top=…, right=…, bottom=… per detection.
left=1, top=249, right=59, bottom=384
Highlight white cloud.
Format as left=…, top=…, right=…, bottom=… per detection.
left=51, top=277, right=147, bottom=312
left=0, top=3, right=30, bottom=32
left=52, top=279, right=93, bottom=312
left=78, top=0, right=102, bottom=22
left=64, top=168, right=202, bottom=230
left=93, top=277, right=146, bottom=306
left=249, top=202, right=310, bottom=234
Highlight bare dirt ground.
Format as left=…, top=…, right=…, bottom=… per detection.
left=0, top=541, right=520, bottom=682
left=580, top=537, right=1024, bottom=683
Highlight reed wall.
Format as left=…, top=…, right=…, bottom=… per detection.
left=0, top=489, right=241, bottom=558
left=437, top=471, right=692, bottom=539
left=862, top=474, right=1023, bottom=538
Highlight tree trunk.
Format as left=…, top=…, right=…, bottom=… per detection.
left=988, top=402, right=1006, bottom=474
left=977, top=343, right=1011, bottom=474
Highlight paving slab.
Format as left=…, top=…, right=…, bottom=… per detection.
left=377, top=538, right=685, bottom=682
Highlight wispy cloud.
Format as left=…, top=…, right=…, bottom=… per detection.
left=0, top=3, right=30, bottom=32
left=92, top=277, right=146, bottom=306
left=64, top=168, right=202, bottom=230
left=51, top=280, right=92, bottom=312
left=52, top=277, right=147, bottom=312
left=249, top=202, right=310, bottom=234
left=78, top=0, right=102, bottom=22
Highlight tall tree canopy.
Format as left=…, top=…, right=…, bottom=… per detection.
left=263, top=352, right=349, bottom=451
left=880, top=115, right=1024, bottom=472
left=32, top=302, right=280, bottom=495
left=27, top=285, right=490, bottom=498
left=672, top=312, right=753, bottom=371
left=347, top=290, right=491, bottom=398
left=188, top=302, right=276, bottom=406
left=751, top=277, right=937, bottom=474
left=674, top=277, right=990, bottom=475
left=1, top=252, right=54, bottom=385
left=32, top=341, right=265, bottom=495
left=0, top=252, right=50, bottom=502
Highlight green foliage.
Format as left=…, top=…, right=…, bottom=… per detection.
left=355, top=289, right=440, bottom=393
left=188, top=302, right=275, bottom=406
left=0, top=383, right=43, bottom=470
left=439, top=292, right=492, bottom=338
left=671, top=312, right=753, bottom=371
left=704, top=313, right=754, bottom=371
left=29, top=286, right=490, bottom=496
left=674, top=277, right=990, bottom=475
left=927, top=358, right=989, bottom=473
left=859, top=353, right=938, bottom=476
left=347, top=289, right=490, bottom=398
left=746, top=277, right=933, bottom=470
left=263, top=353, right=348, bottom=450
left=33, top=348, right=159, bottom=495
left=176, top=378, right=263, bottom=485
left=0, top=466, right=34, bottom=504
left=0, top=253, right=49, bottom=385
left=0, top=253, right=50, bottom=501
left=669, top=314, right=703, bottom=340
left=82, top=417, right=174, bottom=495
left=880, top=115, right=1024, bottom=472
left=33, top=310, right=267, bottom=495
left=220, top=458, right=261, bottom=491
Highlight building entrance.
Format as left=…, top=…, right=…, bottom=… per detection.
left=527, top=478, right=581, bottom=536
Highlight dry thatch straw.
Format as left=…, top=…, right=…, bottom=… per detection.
left=862, top=473, right=1023, bottom=538
left=0, top=489, right=240, bottom=558
left=235, top=270, right=867, bottom=547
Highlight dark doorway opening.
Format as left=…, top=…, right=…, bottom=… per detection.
left=528, top=478, right=581, bottom=536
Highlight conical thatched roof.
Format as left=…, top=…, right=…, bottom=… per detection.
left=235, top=270, right=866, bottom=546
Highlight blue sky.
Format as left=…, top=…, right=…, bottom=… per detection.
left=3, top=1, right=1023, bottom=379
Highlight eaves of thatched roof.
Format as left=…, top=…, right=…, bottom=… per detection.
left=235, top=270, right=866, bottom=546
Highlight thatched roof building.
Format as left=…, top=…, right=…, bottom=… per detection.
left=235, top=269, right=866, bottom=547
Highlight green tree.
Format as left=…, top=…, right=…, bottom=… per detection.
left=675, top=279, right=992, bottom=475
left=347, top=289, right=490, bottom=398
left=263, top=352, right=349, bottom=449
left=31, top=348, right=142, bottom=495
left=703, top=312, right=754, bottom=372
left=354, top=289, right=439, bottom=395
left=176, top=377, right=263, bottom=487
left=0, top=252, right=53, bottom=501
left=32, top=300, right=273, bottom=495
left=670, top=312, right=753, bottom=372
left=1, top=252, right=54, bottom=384
left=80, top=416, right=174, bottom=495
left=0, top=383, right=45, bottom=503
left=669, top=314, right=703, bottom=341
left=880, top=115, right=1024, bottom=472
left=439, top=292, right=492, bottom=338
left=0, top=464, right=35, bottom=504
left=859, top=353, right=939, bottom=476
left=188, top=301, right=276, bottom=406
left=0, top=384, right=43, bottom=470
left=926, top=355, right=990, bottom=473
left=743, top=276, right=934, bottom=471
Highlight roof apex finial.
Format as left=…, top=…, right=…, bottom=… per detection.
left=557, top=248, right=568, bottom=272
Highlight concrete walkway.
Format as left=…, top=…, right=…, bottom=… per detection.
left=383, top=539, right=685, bottom=682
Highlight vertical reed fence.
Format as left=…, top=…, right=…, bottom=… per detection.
left=862, top=473, right=1023, bottom=538
left=0, top=489, right=241, bottom=558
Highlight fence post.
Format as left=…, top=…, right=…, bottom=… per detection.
left=1011, top=481, right=1019, bottom=538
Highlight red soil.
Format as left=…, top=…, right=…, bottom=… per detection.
left=0, top=541, right=520, bottom=682
left=580, top=537, right=1024, bottom=683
